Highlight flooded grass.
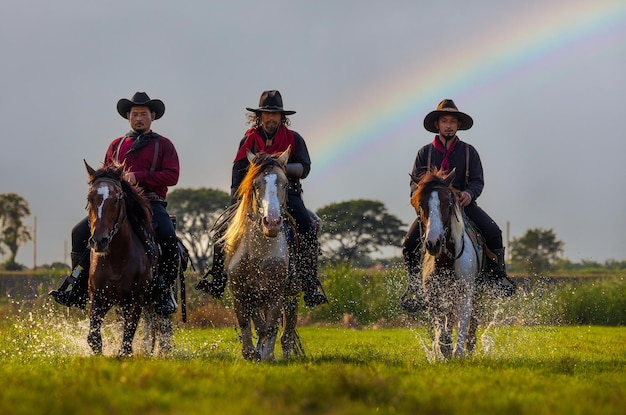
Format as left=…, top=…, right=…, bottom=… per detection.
left=1, top=298, right=625, bottom=415
left=1, top=274, right=625, bottom=414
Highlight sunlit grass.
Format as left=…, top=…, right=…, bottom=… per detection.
left=1, top=305, right=625, bottom=415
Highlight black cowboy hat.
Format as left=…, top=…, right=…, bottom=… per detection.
left=423, top=99, right=473, bottom=133
left=246, top=90, right=296, bottom=115
left=117, top=92, right=165, bottom=120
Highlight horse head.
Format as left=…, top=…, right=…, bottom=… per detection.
left=85, top=161, right=127, bottom=253
left=411, top=168, right=458, bottom=257
left=245, top=148, right=289, bottom=237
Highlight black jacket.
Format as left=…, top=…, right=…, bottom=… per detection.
left=231, top=129, right=311, bottom=201
left=410, top=138, right=484, bottom=201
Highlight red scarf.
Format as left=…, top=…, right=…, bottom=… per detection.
left=234, top=126, right=295, bottom=162
left=432, top=135, right=458, bottom=173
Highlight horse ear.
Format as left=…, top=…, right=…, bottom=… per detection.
left=84, top=159, right=96, bottom=180
left=246, top=149, right=255, bottom=163
left=443, top=167, right=456, bottom=185
left=409, top=172, right=421, bottom=184
left=277, top=146, right=290, bottom=166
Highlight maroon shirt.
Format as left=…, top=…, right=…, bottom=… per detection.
left=104, top=131, right=179, bottom=199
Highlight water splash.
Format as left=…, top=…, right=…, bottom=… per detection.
left=1, top=298, right=173, bottom=359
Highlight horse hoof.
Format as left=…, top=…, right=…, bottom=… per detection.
left=304, top=290, right=328, bottom=307
left=243, top=349, right=261, bottom=361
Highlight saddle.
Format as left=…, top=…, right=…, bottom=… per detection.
left=462, top=212, right=496, bottom=274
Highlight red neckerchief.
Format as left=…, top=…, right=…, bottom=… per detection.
left=234, top=126, right=295, bottom=162
left=432, top=135, right=458, bottom=173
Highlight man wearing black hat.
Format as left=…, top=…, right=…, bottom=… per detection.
left=196, top=90, right=328, bottom=307
left=50, top=92, right=181, bottom=315
left=401, top=99, right=515, bottom=312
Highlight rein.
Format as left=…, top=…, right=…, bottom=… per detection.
left=90, top=177, right=127, bottom=240
left=422, top=184, right=466, bottom=261
left=248, top=168, right=287, bottom=221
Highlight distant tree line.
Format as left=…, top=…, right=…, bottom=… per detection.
left=3, top=190, right=625, bottom=275
left=0, top=193, right=31, bottom=270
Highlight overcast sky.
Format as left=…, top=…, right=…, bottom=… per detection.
left=1, top=0, right=625, bottom=267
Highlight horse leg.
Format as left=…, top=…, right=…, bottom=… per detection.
left=119, top=303, right=142, bottom=356
left=440, top=315, right=453, bottom=359
left=235, top=300, right=259, bottom=361
left=257, top=323, right=278, bottom=361
left=157, top=314, right=173, bottom=354
left=467, top=312, right=479, bottom=356
left=251, top=308, right=266, bottom=356
left=252, top=303, right=278, bottom=361
left=140, top=307, right=157, bottom=355
left=428, top=297, right=452, bottom=359
left=281, top=296, right=302, bottom=359
left=258, top=305, right=281, bottom=361
left=454, top=289, right=474, bottom=359
left=87, top=300, right=110, bottom=355
left=466, top=288, right=483, bottom=356
left=240, top=319, right=258, bottom=361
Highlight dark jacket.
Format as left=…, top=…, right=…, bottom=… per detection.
left=105, top=132, right=180, bottom=199
left=410, top=138, right=484, bottom=202
left=231, top=129, right=311, bottom=200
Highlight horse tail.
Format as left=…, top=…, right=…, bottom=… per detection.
left=293, top=328, right=306, bottom=358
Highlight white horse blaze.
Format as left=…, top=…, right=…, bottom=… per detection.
left=261, top=174, right=282, bottom=227
left=426, top=192, right=444, bottom=244
left=96, top=184, right=110, bottom=219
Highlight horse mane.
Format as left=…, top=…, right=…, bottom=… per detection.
left=89, top=164, right=154, bottom=238
left=411, top=168, right=455, bottom=209
left=221, top=152, right=286, bottom=256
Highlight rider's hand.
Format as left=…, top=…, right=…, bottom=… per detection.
left=458, top=191, right=472, bottom=207
left=124, top=171, right=137, bottom=185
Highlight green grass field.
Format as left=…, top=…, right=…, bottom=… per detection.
left=1, top=306, right=625, bottom=415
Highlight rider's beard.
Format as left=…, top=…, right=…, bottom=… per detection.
left=441, top=133, right=455, bottom=141
left=263, top=122, right=278, bottom=135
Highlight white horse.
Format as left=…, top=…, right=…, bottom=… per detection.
left=411, top=168, right=482, bottom=358
left=220, top=148, right=303, bottom=361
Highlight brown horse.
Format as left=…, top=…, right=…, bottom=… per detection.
left=85, top=161, right=159, bottom=356
left=411, top=168, right=483, bottom=358
left=220, top=149, right=303, bottom=361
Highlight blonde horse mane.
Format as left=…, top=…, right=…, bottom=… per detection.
left=219, top=152, right=287, bottom=258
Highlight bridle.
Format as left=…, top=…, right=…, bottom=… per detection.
left=88, top=177, right=127, bottom=242
left=249, top=167, right=287, bottom=223
left=420, top=184, right=465, bottom=261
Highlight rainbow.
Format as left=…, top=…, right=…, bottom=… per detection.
left=307, top=0, right=626, bottom=182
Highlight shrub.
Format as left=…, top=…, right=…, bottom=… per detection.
left=553, top=277, right=626, bottom=325
left=303, top=263, right=407, bottom=326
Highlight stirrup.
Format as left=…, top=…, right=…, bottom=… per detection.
left=494, top=275, right=516, bottom=298
left=304, top=289, right=328, bottom=307
left=49, top=288, right=88, bottom=309
left=49, top=289, right=72, bottom=306
left=195, top=275, right=226, bottom=299
left=155, top=283, right=177, bottom=315
left=400, top=285, right=427, bottom=313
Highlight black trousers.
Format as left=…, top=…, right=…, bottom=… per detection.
left=403, top=202, right=503, bottom=254
left=286, top=192, right=314, bottom=235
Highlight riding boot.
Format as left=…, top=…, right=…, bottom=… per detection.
left=195, top=241, right=228, bottom=299
left=400, top=247, right=427, bottom=312
left=299, top=234, right=328, bottom=308
left=155, top=271, right=178, bottom=316
left=49, top=251, right=90, bottom=309
left=488, top=247, right=516, bottom=298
